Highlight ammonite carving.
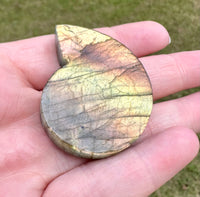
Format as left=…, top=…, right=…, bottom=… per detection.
left=40, top=25, right=153, bottom=159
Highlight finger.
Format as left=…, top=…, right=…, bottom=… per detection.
left=145, top=92, right=200, bottom=138
left=43, top=127, right=199, bottom=197
left=0, top=21, right=170, bottom=90
left=140, top=50, right=200, bottom=100
left=96, top=21, right=170, bottom=57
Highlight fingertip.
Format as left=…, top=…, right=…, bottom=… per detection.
left=154, top=126, right=199, bottom=172
left=135, top=126, right=199, bottom=194
left=174, top=126, right=200, bottom=159
left=96, top=21, right=171, bottom=57
left=141, top=21, right=171, bottom=50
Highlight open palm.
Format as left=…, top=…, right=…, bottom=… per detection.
left=0, top=21, right=199, bottom=197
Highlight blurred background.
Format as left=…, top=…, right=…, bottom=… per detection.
left=0, top=0, right=199, bottom=196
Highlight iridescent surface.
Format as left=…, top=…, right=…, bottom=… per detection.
left=40, top=25, right=153, bottom=159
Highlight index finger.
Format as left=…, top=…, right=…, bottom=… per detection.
left=0, top=21, right=170, bottom=90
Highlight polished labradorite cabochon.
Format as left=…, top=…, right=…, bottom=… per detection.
left=40, top=25, right=153, bottom=159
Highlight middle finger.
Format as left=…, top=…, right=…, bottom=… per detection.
left=140, top=50, right=200, bottom=100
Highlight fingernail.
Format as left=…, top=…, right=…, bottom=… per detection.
left=169, top=36, right=171, bottom=44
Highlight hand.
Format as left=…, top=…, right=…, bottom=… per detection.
left=0, top=21, right=199, bottom=197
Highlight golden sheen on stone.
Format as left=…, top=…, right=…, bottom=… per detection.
left=40, top=24, right=153, bottom=159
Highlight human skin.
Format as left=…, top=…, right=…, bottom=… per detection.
left=0, top=21, right=199, bottom=197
